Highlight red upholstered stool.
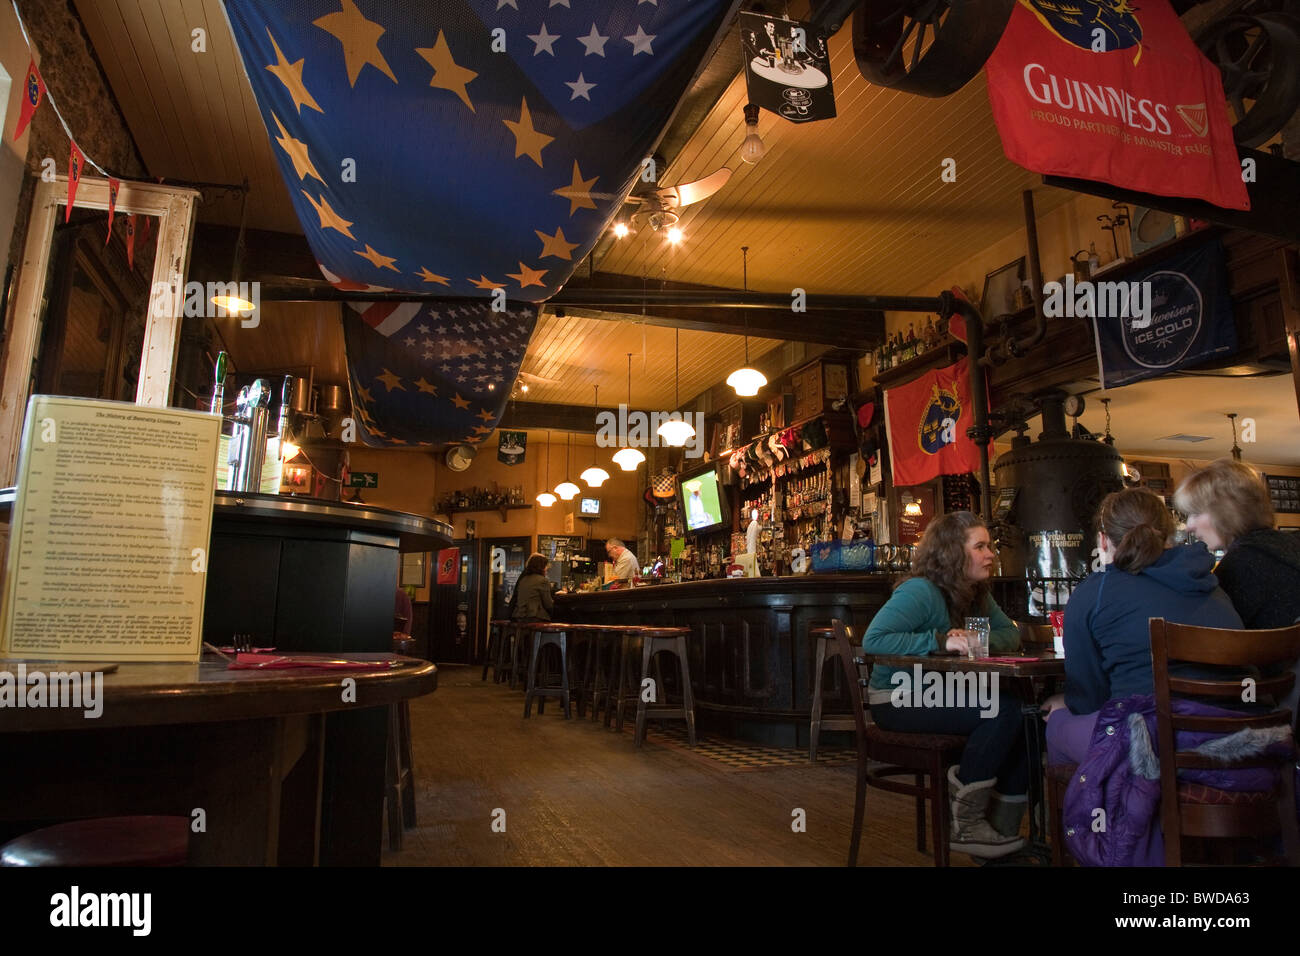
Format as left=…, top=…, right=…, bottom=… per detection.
left=386, top=634, right=417, bottom=850
left=1, top=816, right=189, bottom=867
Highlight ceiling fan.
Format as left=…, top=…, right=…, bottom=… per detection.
left=623, top=165, right=733, bottom=232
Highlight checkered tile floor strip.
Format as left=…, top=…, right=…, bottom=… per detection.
left=642, top=723, right=857, bottom=772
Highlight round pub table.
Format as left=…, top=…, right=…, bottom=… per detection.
left=0, top=654, right=436, bottom=865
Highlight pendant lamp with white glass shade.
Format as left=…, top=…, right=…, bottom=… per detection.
left=612, top=353, right=646, bottom=471
left=656, top=328, right=696, bottom=447
left=727, top=246, right=768, bottom=397
left=554, top=433, right=581, bottom=500
left=535, top=430, right=557, bottom=507
left=580, top=385, right=611, bottom=487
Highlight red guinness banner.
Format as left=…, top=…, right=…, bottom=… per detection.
left=985, top=0, right=1249, bottom=211
left=883, top=359, right=982, bottom=487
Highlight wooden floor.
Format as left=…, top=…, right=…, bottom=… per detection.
left=382, top=665, right=976, bottom=867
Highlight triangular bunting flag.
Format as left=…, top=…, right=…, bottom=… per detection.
left=13, top=59, right=44, bottom=141
left=106, top=178, right=120, bottom=243
left=125, top=214, right=137, bottom=270
left=66, top=141, right=84, bottom=223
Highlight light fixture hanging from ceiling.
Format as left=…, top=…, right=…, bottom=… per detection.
left=727, top=245, right=768, bottom=397
left=656, top=328, right=696, bottom=447
left=210, top=180, right=257, bottom=316
left=612, top=352, right=646, bottom=471
left=1100, top=397, right=1116, bottom=446
left=580, top=385, right=611, bottom=487
left=740, top=103, right=766, bottom=165
left=1227, top=412, right=1243, bottom=461
left=554, top=432, right=581, bottom=500
left=536, top=430, right=557, bottom=507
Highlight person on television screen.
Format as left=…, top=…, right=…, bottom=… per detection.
left=605, top=538, right=639, bottom=581
left=687, top=484, right=709, bottom=529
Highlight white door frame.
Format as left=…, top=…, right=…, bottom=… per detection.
left=0, top=175, right=199, bottom=485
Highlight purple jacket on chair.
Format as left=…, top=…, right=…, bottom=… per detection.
left=1061, top=694, right=1294, bottom=867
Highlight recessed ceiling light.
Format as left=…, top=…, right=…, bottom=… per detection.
left=1157, top=434, right=1213, bottom=442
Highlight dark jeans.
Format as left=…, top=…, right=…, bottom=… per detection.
left=870, top=692, right=1029, bottom=796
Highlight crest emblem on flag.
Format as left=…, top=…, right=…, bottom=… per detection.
left=1022, top=0, right=1143, bottom=59
left=918, top=383, right=961, bottom=455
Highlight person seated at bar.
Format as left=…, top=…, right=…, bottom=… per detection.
left=509, top=553, right=554, bottom=623
left=1043, top=488, right=1242, bottom=764
left=394, top=585, right=413, bottom=636
left=605, top=538, right=639, bottom=583
left=862, top=511, right=1027, bottom=859
left=1174, top=458, right=1300, bottom=629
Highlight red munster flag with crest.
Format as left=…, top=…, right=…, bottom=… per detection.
left=66, top=141, right=84, bottom=223
left=13, top=59, right=44, bottom=140
left=883, top=359, right=982, bottom=487
left=984, top=0, right=1249, bottom=211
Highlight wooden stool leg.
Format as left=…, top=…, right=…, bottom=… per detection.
left=559, top=632, right=571, bottom=720
left=523, top=630, right=542, bottom=718
left=676, top=635, right=696, bottom=747
left=399, top=700, right=416, bottom=829
left=634, top=636, right=655, bottom=748
left=914, top=775, right=926, bottom=853
left=386, top=703, right=403, bottom=851
left=481, top=624, right=495, bottom=681
left=932, top=758, right=950, bottom=868
left=810, top=635, right=828, bottom=762
left=614, top=635, right=631, bottom=732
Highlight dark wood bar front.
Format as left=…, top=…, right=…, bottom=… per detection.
left=557, top=575, right=895, bottom=747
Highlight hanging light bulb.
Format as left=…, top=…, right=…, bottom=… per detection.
left=612, top=221, right=630, bottom=239
left=613, top=353, right=645, bottom=471
left=554, top=433, right=581, bottom=500
left=580, top=385, right=611, bottom=487
left=903, top=497, right=922, bottom=517
left=666, top=227, right=684, bottom=244
left=740, top=103, right=766, bottom=165
left=728, top=245, right=769, bottom=397
left=656, top=328, right=696, bottom=447
left=536, top=430, right=556, bottom=507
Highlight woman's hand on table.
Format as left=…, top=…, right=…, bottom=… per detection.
left=1040, top=693, right=1067, bottom=716
left=943, top=629, right=972, bottom=654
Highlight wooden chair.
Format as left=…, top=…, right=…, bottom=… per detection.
left=1150, top=618, right=1300, bottom=866
left=834, top=619, right=967, bottom=867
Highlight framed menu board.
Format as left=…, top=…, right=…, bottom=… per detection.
left=1, top=396, right=221, bottom=662
left=1265, top=474, right=1300, bottom=515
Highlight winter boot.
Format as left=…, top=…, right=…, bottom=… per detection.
left=947, top=766, right=1025, bottom=859
left=988, top=791, right=1028, bottom=838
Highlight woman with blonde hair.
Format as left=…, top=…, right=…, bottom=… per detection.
left=863, top=511, right=1026, bottom=859
left=1175, top=458, right=1300, bottom=629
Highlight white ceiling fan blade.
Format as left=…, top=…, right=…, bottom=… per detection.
left=657, top=167, right=732, bottom=208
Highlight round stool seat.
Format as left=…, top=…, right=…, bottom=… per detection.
left=1, top=816, right=190, bottom=867
left=810, top=627, right=834, bottom=638
left=633, top=627, right=690, bottom=639
left=392, top=635, right=415, bottom=655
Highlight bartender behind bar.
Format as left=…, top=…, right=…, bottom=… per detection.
left=605, top=538, right=640, bottom=583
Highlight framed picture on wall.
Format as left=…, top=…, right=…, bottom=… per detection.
left=401, top=551, right=427, bottom=588
left=981, top=257, right=1026, bottom=318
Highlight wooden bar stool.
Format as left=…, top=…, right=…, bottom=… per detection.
left=586, top=626, right=626, bottom=724
left=627, top=626, right=696, bottom=748
left=523, top=623, right=572, bottom=719
left=809, top=624, right=857, bottom=761
left=482, top=619, right=512, bottom=682
left=1, top=816, right=190, bottom=866
left=385, top=634, right=418, bottom=851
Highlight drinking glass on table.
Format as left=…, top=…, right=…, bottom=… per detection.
left=964, top=617, right=990, bottom=659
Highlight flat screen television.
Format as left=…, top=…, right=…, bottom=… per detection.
left=676, top=461, right=730, bottom=536
left=578, top=496, right=601, bottom=518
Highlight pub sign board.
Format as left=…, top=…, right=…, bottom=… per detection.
left=740, top=12, right=836, bottom=124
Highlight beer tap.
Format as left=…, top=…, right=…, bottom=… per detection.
left=277, top=374, right=294, bottom=460
left=210, top=351, right=228, bottom=416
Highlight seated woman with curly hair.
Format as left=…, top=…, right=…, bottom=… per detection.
left=863, top=511, right=1026, bottom=859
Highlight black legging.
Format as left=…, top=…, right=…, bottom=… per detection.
left=870, top=693, right=1029, bottom=795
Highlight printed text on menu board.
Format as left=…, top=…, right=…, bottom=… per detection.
left=0, top=397, right=220, bottom=661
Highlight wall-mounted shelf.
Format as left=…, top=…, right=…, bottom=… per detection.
left=438, top=503, right=533, bottom=523
left=873, top=335, right=968, bottom=387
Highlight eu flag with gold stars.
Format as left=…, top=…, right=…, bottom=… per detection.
left=222, top=0, right=735, bottom=302
left=343, top=298, right=537, bottom=447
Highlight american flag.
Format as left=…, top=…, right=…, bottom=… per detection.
left=343, top=298, right=538, bottom=447
left=222, top=0, right=735, bottom=301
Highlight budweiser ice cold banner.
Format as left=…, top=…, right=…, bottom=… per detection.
left=984, top=0, right=1249, bottom=211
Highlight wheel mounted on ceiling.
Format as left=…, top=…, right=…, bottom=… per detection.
left=852, top=0, right=1016, bottom=97
left=1194, top=12, right=1300, bottom=148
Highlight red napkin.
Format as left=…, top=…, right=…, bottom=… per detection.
left=228, top=652, right=399, bottom=670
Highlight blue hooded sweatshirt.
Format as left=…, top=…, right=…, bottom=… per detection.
left=1063, top=543, right=1242, bottom=715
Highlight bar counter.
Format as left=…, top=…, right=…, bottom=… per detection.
left=556, top=574, right=897, bottom=746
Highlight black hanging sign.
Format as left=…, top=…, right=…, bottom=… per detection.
left=740, top=12, right=836, bottom=124
left=498, top=430, right=527, bottom=466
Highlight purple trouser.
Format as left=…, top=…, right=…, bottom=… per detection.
left=1046, top=707, right=1164, bottom=866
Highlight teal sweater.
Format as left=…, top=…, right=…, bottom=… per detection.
left=862, top=577, right=1019, bottom=698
